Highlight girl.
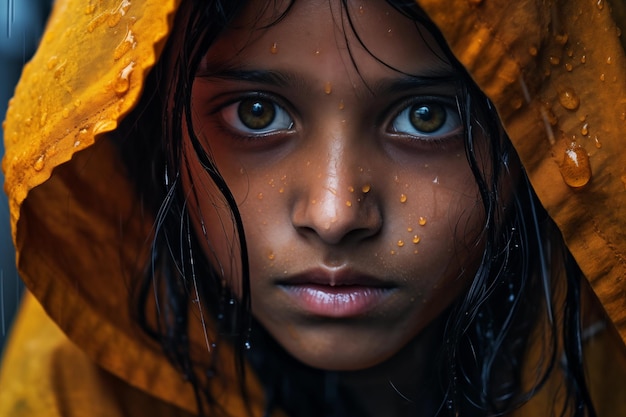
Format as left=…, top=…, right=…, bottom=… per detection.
left=2, top=0, right=626, bottom=416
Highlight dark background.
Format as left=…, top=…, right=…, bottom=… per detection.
left=0, top=0, right=51, bottom=354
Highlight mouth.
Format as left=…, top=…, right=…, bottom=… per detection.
left=276, top=268, right=396, bottom=318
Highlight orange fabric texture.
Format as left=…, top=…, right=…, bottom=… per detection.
left=1, top=0, right=626, bottom=415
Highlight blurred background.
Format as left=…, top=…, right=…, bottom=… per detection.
left=0, top=0, right=51, bottom=353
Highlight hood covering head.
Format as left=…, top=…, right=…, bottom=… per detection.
left=3, top=0, right=626, bottom=412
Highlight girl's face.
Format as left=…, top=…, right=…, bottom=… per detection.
left=185, top=0, right=486, bottom=370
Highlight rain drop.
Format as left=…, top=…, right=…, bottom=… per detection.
left=558, top=87, right=580, bottom=110
left=560, top=143, right=591, bottom=188
left=581, top=123, right=589, bottom=136
left=549, top=56, right=560, bottom=66
left=34, top=154, right=45, bottom=172
left=606, top=56, right=612, bottom=64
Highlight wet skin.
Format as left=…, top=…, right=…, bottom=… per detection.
left=183, top=0, right=486, bottom=373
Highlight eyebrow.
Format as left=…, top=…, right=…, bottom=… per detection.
left=195, top=66, right=461, bottom=96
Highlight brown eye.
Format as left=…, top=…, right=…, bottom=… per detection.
left=238, top=98, right=276, bottom=130
left=409, top=103, right=446, bottom=133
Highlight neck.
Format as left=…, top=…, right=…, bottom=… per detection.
left=248, top=317, right=447, bottom=417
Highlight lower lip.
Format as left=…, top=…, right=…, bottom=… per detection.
left=280, top=284, right=392, bottom=318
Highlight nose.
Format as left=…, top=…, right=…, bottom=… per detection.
left=290, top=141, right=382, bottom=245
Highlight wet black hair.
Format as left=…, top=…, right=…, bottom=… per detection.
left=114, top=0, right=598, bottom=416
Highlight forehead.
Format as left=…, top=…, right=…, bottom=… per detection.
left=201, top=0, right=453, bottom=80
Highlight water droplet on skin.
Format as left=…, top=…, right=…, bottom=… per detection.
left=600, top=73, right=606, bottom=82
left=338, top=99, right=345, bottom=110
left=567, top=49, right=574, bottom=57
left=386, top=28, right=393, bottom=37
left=400, top=194, right=407, bottom=203
left=558, top=87, right=580, bottom=110
left=268, top=252, right=275, bottom=260
left=314, top=48, right=320, bottom=56
left=511, top=97, right=523, bottom=110
left=407, top=227, right=413, bottom=232
left=413, top=250, right=419, bottom=254
left=412, top=235, right=421, bottom=244
left=257, top=192, right=263, bottom=200
left=597, top=0, right=604, bottom=10
left=549, top=56, right=561, bottom=66
left=270, top=42, right=278, bottom=54
left=324, top=82, right=332, bottom=95
left=418, top=217, right=427, bottom=226
left=361, top=184, right=371, bottom=193
left=359, top=5, right=365, bottom=14
left=580, top=55, right=586, bottom=64
left=390, top=250, right=396, bottom=255
left=565, top=63, right=573, bottom=72
left=348, top=186, right=354, bottom=193
left=606, top=56, right=612, bottom=64
left=594, top=136, right=602, bottom=148
left=581, top=122, right=589, bottom=136
left=346, top=201, right=352, bottom=207
left=34, top=154, right=45, bottom=172
left=279, top=187, right=284, bottom=193
left=397, top=240, right=405, bottom=247
left=560, top=143, right=591, bottom=188
left=554, top=34, right=568, bottom=45
left=528, top=46, right=538, bottom=56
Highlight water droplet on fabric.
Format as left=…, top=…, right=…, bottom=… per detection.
left=399, top=194, right=407, bottom=203
left=558, top=87, right=580, bottom=110
left=114, top=61, right=135, bottom=95
left=324, top=82, right=332, bottom=95
left=560, top=143, right=591, bottom=188
left=34, top=154, right=45, bottom=172
left=270, top=42, right=278, bottom=54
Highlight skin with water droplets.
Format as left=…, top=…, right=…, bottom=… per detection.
left=560, top=143, right=592, bottom=188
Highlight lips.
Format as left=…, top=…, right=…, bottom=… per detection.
left=276, top=268, right=395, bottom=318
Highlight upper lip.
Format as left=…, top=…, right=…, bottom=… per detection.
left=276, top=267, right=393, bottom=288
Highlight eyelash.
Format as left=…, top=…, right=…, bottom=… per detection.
left=214, top=93, right=462, bottom=145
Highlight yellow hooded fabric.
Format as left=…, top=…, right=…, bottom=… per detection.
left=1, top=0, right=626, bottom=416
